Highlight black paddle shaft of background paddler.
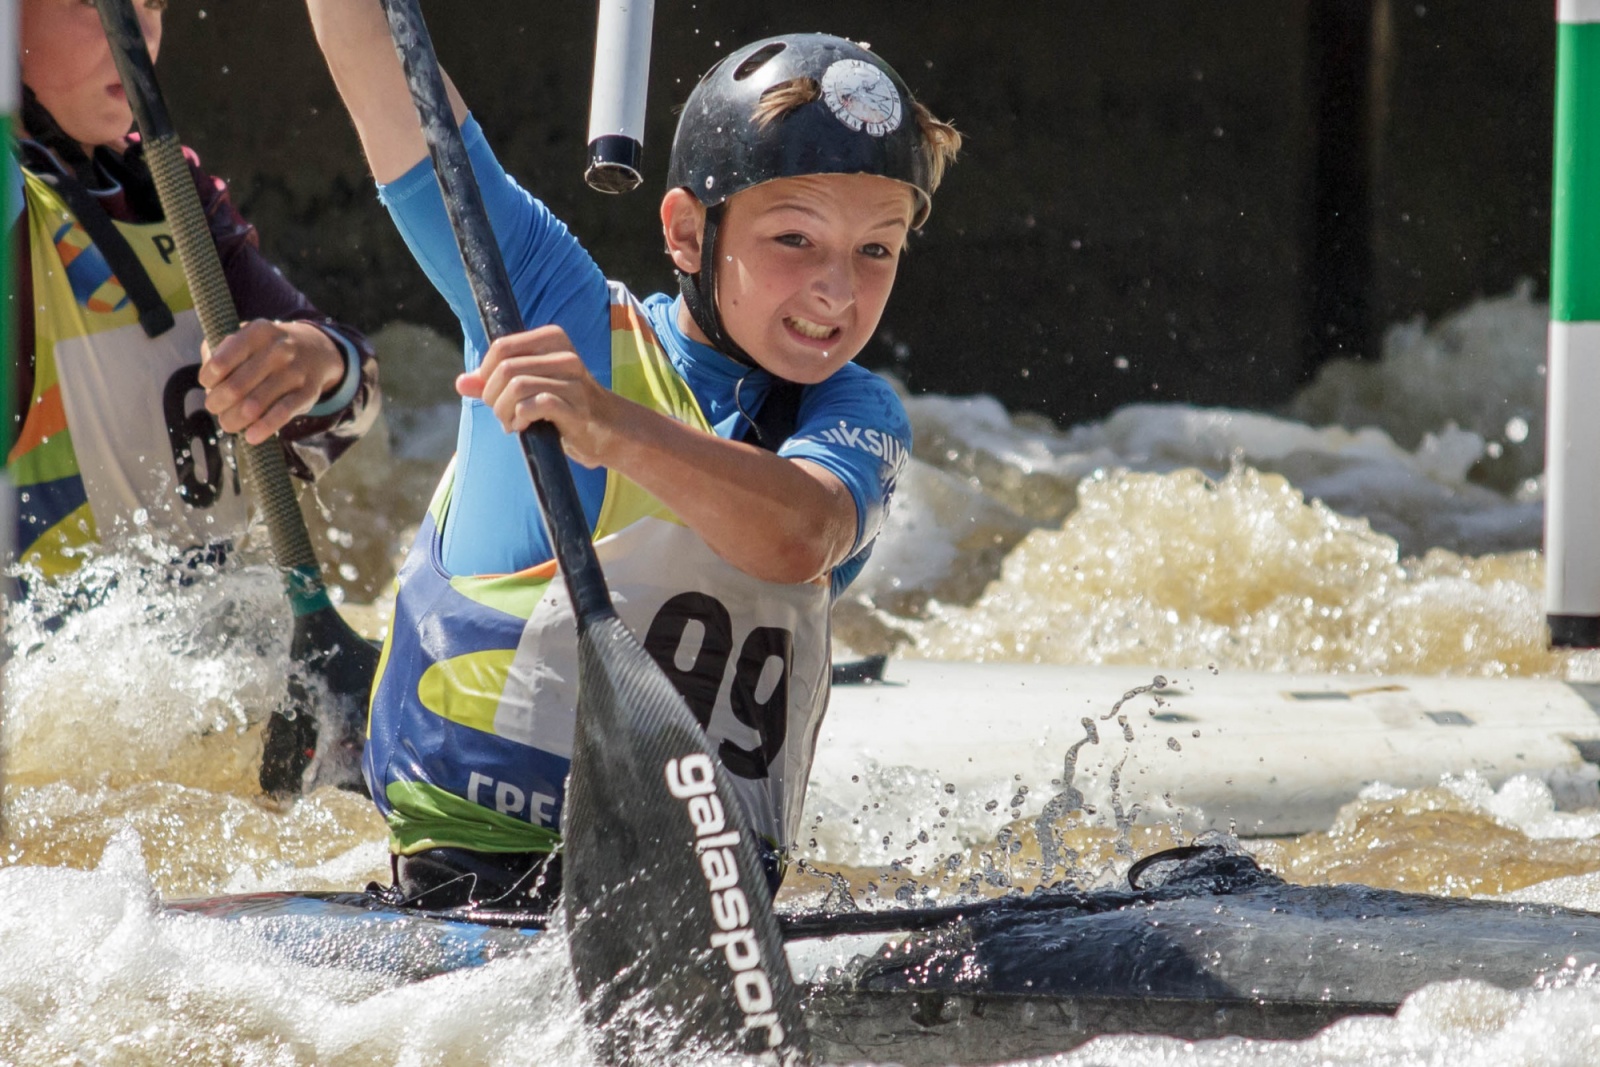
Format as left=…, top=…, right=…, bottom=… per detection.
left=375, top=1, right=812, bottom=1063
left=91, top=0, right=378, bottom=800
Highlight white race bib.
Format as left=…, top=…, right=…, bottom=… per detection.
left=51, top=311, right=250, bottom=550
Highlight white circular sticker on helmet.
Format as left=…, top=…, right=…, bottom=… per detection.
left=820, top=59, right=904, bottom=137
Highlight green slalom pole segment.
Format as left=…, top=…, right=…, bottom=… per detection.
left=1554, top=12, right=1600, bottom=321
left=1546, top=0, right=1600, bottom=647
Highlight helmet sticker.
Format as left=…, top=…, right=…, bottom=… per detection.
left=819, top=59, right=904, bottom=137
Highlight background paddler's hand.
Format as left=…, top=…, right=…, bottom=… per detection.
left=200, top=319, right=349, bottom=445
left=457, top=324, right=622, bottom=468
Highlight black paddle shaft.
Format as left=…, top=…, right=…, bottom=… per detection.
left=375, top=1, right=607, bottom=618
left=376, top=2, right=811, bottom=1063
left=91, top=0, right=378, bottom=798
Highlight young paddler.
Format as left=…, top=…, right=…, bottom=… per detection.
left=305, top=0, right=959, bottom=909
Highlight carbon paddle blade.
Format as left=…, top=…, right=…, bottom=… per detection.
left=562, top=613, right=810, bottom=1066
left=260, top=606, right=380, bottom=797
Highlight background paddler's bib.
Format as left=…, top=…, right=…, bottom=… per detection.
left=15, top=168, right=248, bottom=573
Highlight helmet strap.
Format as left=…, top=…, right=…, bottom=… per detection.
left=677, top=202, right=760, bottom=369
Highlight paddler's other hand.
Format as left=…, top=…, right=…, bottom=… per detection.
left=200, top=320, right=349, bottom=446
left=457, top=325, right=621, bottom=468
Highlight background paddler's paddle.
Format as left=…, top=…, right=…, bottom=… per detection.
left=91, top=0, right=378, bottom=799
left=376, top=1, right=810, bottom=1062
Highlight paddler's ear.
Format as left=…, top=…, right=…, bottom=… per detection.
left=661, top=188, right=705, bottom=274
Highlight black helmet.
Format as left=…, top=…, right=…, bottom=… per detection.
left=667, top=34, right=932, bottom=368
left=667, top=33, right=933, bottom=225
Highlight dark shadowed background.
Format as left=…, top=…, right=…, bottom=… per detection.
left=157, top=0, right=1554, bottom=427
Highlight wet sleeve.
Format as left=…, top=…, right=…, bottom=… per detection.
left=191, top=147, right=381, bottom=481
left=776, top=368, right=911, bottom=595
left=375, top=115, right=610, bottom=381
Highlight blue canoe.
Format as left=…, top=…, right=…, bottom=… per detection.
left=167, top=847, right=1600, bottom=1065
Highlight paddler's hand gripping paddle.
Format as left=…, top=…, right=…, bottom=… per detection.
left=375, top=1, right=811, bottom=1062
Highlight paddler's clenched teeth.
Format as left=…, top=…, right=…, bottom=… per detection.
left=786, top=315, right=840, bottom=340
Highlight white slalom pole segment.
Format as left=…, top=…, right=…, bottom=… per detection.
left=0, top=0, right=15, bottom=113
left=1560, top=0, right=1600, bottom=24
left=1546, top=323, right=1600, bottom=628
left=585, top=0, right=654, bottom=193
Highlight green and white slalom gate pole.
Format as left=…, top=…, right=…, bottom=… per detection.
left=0, top=0, right=16, bottom=825
left=1547, top=0, right=1600, bottom=648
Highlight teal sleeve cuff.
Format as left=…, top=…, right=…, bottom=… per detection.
left=305, top=327, right=363, bottom=418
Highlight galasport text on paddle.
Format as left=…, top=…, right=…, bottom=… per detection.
left=375, top=0, right=812, bottom=1063
left=90, top=0, right=377, bottom=800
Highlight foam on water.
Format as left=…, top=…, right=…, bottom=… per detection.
left=1286, top=282, right=1549, bottom=496
left=835, top=286, right=1600, bottom=685
left=1256, top=773, right=1600, bottom=900
left=1033, top=975, right=1600, bottom=1067
left=2, top=548, right=387, bottom=895
left=903, top=465, right=1557, bottom=676
left=0, top=834, right=595, bottom=1066
left=3, top=552, right=289, bottom=792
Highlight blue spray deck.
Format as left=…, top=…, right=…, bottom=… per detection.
left=166, top=848, right=1600, bottom=1064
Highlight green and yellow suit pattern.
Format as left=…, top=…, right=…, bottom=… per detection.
left=11, top=168, right=240, bottom=576
left=365, top=283, right=832, bottom=860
